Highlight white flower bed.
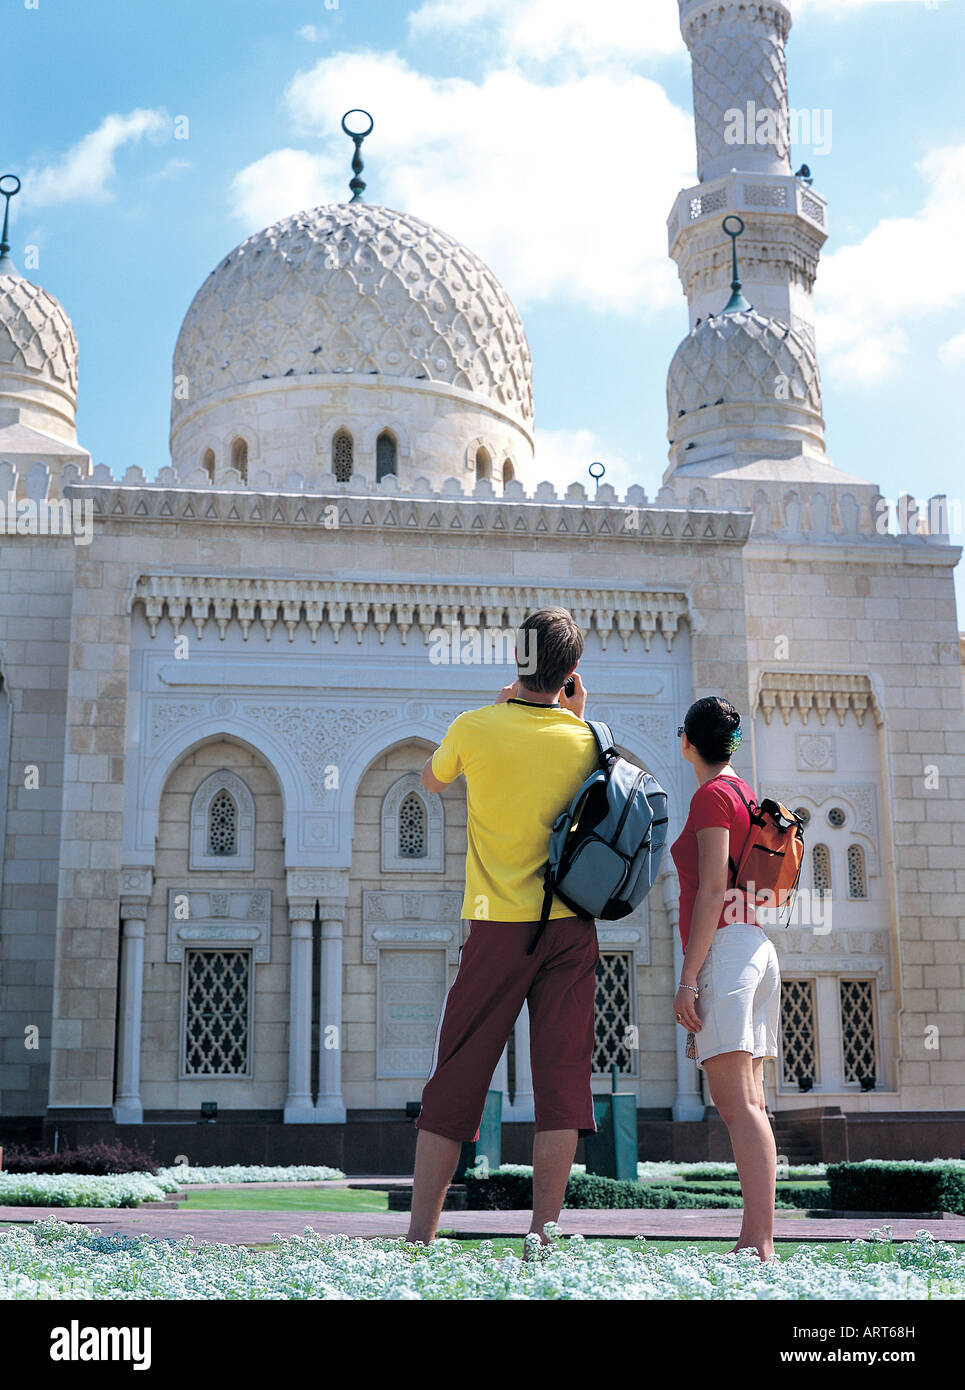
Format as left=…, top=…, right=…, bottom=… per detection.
left=0, top=1220, right=961, bottom=1300
left=480, top=1161, right=826, bottom=1182
left=154, top=1164, right=345, bottom=1185
left=0, top=1173, right=169, bottom=1208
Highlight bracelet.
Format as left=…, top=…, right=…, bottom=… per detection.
left=678, top=983, right=699, bottom=998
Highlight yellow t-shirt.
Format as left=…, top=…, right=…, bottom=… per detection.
left=431, top=698, right=599, bottom=922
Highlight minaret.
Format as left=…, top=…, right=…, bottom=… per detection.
left=663, top=2, right=855, bottom=483
left=669, top=0, right=827, bottom=344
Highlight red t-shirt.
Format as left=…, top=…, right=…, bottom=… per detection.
left=670, top=773, right=757, bottom=952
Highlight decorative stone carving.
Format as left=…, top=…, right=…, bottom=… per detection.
left=189, top=769, right=256, bottom=872
left=382, top=772, right=444, bottom=873
left=242, top=702, right=396, bottom=801
left=796, top=733, right=835, bottom=773
left=678, top=0, right=792, bottom=183
left=377, top=948, right=447, bottom=1079
left=757, top=673, right=883, bottom=728
left=133, top=575, right=691, bottom=653
left=285, top=869, right=349, bottom=913
left=166, top=887, right=272, bottom=963
left=362, top=889, right=463, bottom=964
left=0, top=270, right=78, bottom=393
left=171, top=203, right=533, bottom=434
left=776, top=924, right=890, bottom=990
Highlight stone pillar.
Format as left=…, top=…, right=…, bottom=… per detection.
left=284, top=899, right=316, bottom=1123
left=316, top=905, right=347, bottom=1123
left=113, top=894, right=149, bottom=1124
left=664, top=867, right=705, bottom=1121
left=505, top=1003, right=535, bottom=1121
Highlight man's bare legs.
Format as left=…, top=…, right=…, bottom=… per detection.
left=703, top=1051, right=776, bottom=1261
left=529, top=1128, right=578, bottom=1247
left=406, top=1125, right=578, bottom=1249
left=406, top=1129, right=461, bottom=1245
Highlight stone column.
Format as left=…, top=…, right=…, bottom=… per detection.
left=113, top=894, right=149, bottom=1124
left=316, top=904, right=347, bottom=1123
left=505, top=1003, right=535, bottom=1121
left=664, top=867, right=705, bottom=1121
left=284, top=899, right=316, bottom=1123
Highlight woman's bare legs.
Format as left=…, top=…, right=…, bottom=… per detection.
left=702, top=1051, right=776, bottom=1261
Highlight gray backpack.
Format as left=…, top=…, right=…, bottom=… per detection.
left=528, top=721, right=669, bottom=955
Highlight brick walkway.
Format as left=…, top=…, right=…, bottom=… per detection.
left=2, top=1201, right=963, bottom=1246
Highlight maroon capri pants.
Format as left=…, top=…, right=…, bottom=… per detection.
left=414, top=916, right=600, bottom=1142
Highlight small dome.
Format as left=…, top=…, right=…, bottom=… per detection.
left=667, top=308, right=820, bottom=422
left=171, top=202, right=533, bottom=430
left=0, top=271, right=78, bottom=397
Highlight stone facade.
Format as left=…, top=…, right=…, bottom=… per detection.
left=0, top=0, right=962, bottom=1160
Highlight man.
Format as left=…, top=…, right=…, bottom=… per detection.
left=406, top=607, right=600, bottom=1248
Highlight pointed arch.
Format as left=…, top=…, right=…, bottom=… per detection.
left=189, top=769, right=256, bottom=871
left=201, top=447, right=215, bottom=482
left=381, top=772, right=444, bottom=872
left=376, top=429, right=398, bottom=482
left=230, top=436, right=248, bottom=483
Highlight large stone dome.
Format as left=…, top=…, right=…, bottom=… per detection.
left=169, top=202, right=535, bottom=490
left=0, top=270, right=79, bottom=439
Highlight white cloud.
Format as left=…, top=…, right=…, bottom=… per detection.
left=298, top=24, right=321, bottom=42
left=939, top=331, right=965, bottom=368
left=230, top=51, right=693, bottom=314
left=816, top=143, right=965, bottom=383
left=408, top=0, right=683, bottom=66
left=229, top=147, right=342, bottom=231
left=534, top=426, right=638, bottom=494
left=25, top=110, right=170, bottom=206
left=796, top=0, right=947, bottom=11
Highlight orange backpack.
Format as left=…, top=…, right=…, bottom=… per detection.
left=728, top=785, right=806, bottom=922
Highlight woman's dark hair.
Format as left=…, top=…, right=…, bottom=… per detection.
left=683, top=696, right=742, bottom=764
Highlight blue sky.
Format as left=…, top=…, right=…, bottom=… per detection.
left=6, top=0, right=965, bottom=616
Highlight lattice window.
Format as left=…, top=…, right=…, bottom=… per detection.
left=398, top=792, right=427, bottom=859
left=376, top=430, right=397, bottom=482
left=332, top=431, right=354, bottom=481
left=827, top=806, right=846, bottom=828
left=183, top=950, right=250, bottom=1075
left=208, top=790, right=238, bottom=857
left=800, top=193, right=825, bottom=225
left=593, top=952, right=633, bottom=1074
left=780, top=979, right=817, bottom=1086
left=812, top=843, right=831, bottom=895
left=744, top=183, right=788, bottom=208
left=846, top=844, right=867, bottom=899
left=840, top=979, right=877, bottom=1083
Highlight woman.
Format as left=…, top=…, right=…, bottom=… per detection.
left=670, top=696, right=781, bottom=1261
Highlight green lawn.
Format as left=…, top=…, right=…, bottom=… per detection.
left=178, top=1187, right=389, bottom=1213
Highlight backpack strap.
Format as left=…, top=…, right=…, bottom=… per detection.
left=527, top=865, right=556, bottom=957
left=527, top=722, right=612, bottom=957
left=585, top=720, right=616, bottom=763
left=724, top=780, right=757, bottom=888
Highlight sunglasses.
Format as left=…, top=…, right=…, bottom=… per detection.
left=677, top=725, right=685, bottom=738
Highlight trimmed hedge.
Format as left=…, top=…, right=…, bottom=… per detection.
left=661, top=1180, right=828, bottom=1210
left=462, top=1170, right=747, bottom=1211
left=0, top=1140, right=160, bottom=1175
left=826, top=1161, right=965, bottom=1214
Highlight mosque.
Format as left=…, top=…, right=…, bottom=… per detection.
left=1, top=0, right=962, bottom=1169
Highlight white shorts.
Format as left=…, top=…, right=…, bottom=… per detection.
left=693, top=922, right=781, bottom=1070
